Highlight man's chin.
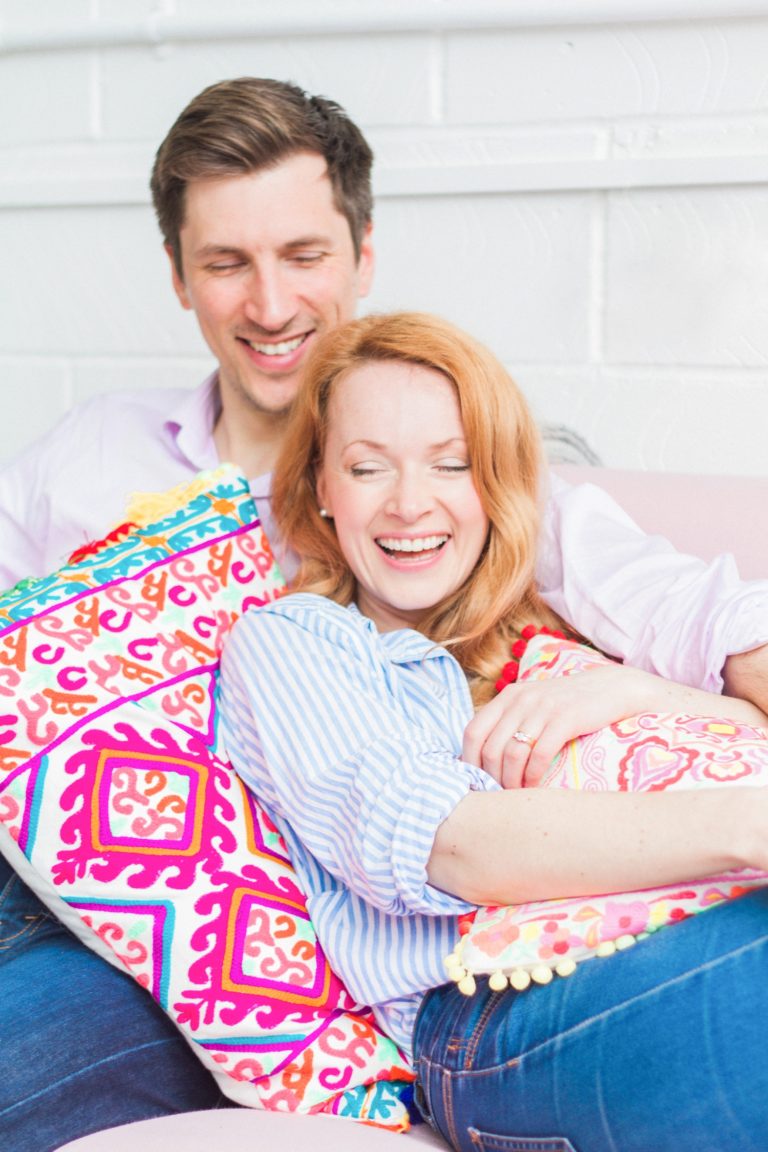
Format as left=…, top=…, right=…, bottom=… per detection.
left=242, top=394, right=296, bottom=421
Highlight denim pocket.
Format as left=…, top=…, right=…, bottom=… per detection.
left=0, top=863, right=54, bottom=953
left=468, top=1131, right=579, bottom=1152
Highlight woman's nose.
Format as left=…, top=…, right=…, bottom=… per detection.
left=385, top=473, right=434, bottom=522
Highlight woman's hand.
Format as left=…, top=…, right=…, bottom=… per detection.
left=462, top=663, right=768, bottom=789
left=462, top=664, right=653, bottom=788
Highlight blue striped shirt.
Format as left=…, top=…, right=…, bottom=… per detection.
left=219, top=593, right=500, bottom=1053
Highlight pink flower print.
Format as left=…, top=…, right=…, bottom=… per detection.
left=472, top=917, right=520, bottom=959
left=600, top=900, right=650, bottom=940
left=700, top=755, right=754, bottom=783
left=680, top=717, right=749, bottom=739
left=538, top=919, right=582, bottom=962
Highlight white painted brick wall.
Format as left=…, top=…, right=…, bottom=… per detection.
left=2, top=1, right=768, bottom=476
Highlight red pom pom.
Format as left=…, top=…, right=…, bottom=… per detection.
left=539, top=625, right=567, bottom=640
left=495, top=660, right=519, bottom=693
left=495, top=624, right=569, bottom=696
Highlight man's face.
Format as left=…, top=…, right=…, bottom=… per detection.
left=169, top=152, right=374, bottom=420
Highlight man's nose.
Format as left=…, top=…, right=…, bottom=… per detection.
left=243, top=266, right=297, bottom=332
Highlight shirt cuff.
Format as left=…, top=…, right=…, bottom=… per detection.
left=386, top=752, right=499, bottom=917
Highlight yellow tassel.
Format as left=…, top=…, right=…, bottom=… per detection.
left=509, top=968, right=532, bottom=991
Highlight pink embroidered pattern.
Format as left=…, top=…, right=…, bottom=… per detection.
left=459, top=633, right=768, bottom=986
left=0, top=467, right=413, bottom=1128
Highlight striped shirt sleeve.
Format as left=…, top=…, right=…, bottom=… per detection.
left=219, top=594, right=498, bottom=918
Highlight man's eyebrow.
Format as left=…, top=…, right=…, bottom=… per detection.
left=194, top=243, right=245, bottom=260
left=282, top=234, right=334, bottom=251
left=192, top=236, right=334, bottom=260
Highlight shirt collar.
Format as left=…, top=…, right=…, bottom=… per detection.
left=163, top=371, right=221, bottom=472
left=163, top=373, right=273, bottom=505
left=346, top=602, right=449, bottom=666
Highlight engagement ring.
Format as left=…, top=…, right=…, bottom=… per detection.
left=512, top=730, right=535, bottom=747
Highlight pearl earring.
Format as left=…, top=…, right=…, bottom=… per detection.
left=319, top=508, right=330, bottom=518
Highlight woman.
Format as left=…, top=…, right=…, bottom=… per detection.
left=219, top=312, right=768, bottom=1152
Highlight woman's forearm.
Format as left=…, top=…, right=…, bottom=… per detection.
left=428, top=786, right=765, bottom=906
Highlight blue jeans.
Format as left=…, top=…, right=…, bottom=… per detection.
left=0, top=857, right=233, bottom=1152
left=414, top=887, right=768, bottom=1152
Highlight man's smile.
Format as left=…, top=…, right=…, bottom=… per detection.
left=244, top=333, right=308, bottom=357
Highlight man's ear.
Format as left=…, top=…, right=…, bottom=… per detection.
left=165, top=244, right=192, bottom=311
left=356, top=223, right=375, bottom=300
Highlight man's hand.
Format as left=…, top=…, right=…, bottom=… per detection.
left=723, top=643, right=768, bottom=715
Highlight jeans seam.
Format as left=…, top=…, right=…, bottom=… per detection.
left=463, top=992, right=499, bottom=1070
left=0, top=1036, right=197, bottom=1118
left=442, top=1050, right=459, bottom=1150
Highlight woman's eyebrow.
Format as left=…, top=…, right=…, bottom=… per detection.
left=342, top=437, right=467, bottom=452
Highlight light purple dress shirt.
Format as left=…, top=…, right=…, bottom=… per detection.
left=1, top=373, right=766, bottom=691
left=0, top=374, right=276, bottom=585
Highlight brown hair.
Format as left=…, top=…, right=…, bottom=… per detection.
left=271, top=312, right=568, bottom=705
left=150, top=77, right=373, bottom=275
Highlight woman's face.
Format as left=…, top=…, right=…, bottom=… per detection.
left=317, top=359, right=490, bottom=632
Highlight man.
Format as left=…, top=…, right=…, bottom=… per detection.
left=0, top=78, right=767, bottom=1150
left=0, top=79, right=373, bottom=586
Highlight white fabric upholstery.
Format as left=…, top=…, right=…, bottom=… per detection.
left=56, top=1109, right=448, bottom=1150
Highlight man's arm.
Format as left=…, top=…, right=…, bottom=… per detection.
left=537, top=472, right=768, bottom=696
left=0, top=388, right=198, bottom=591
left=0, top=450, right=51, bottom=591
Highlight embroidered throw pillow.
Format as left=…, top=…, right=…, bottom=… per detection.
left=450, top=633, right=768, bottom=994
left=0, top=465, right=414, bottom=1128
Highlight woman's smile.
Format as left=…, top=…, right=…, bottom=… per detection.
left=375, top=533, right=450, bottom=561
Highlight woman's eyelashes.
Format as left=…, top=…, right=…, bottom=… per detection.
left=350, top=463, right=388, bottom=479
left=348, top=459, right=470, bottom=479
